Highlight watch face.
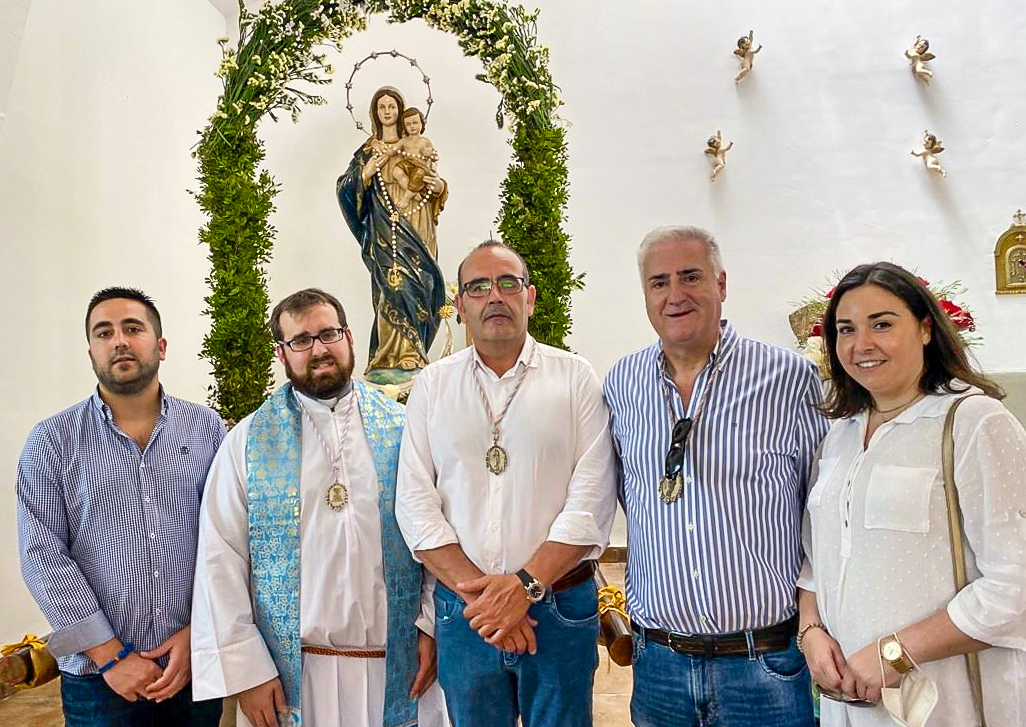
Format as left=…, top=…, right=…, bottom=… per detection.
left=526, top=582, right=545, bottom=602
left=882, top=640, right=902, bottom=661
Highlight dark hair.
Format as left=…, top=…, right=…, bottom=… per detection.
left=403, top=107, right=426, bottom=131
left=269, top=288, right=348, bottom=343
left=85, top=287, right=162, bottom=338
left=456, top=239, right=531, bottom=289
left=369, top=87, right=406, bottom=141
left=821, top=261, right=1003, bottom=418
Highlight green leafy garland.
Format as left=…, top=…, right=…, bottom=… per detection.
left=195, top=0, right=579, bottom=420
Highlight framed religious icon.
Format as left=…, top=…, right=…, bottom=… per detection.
left=994, top=210, right=1026, bottom=295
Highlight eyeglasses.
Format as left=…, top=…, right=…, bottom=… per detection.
left=663, top=417, right=694, bottom=482
left=279, top=327, right=347, bottom=352
left=459, top=275, right=527, bottom=298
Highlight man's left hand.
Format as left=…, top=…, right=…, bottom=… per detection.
left=408, top=631, right=437, bottom=699
left=840, top=641, right=900, bottom=704
left=458, top=574, right=530, bottom=640
left=140, top=626, right=192, bottom=702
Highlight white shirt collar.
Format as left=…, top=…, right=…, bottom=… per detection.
left=471, top=335, right=539, bottom=379
left=293, top=380, right=356, bottom=413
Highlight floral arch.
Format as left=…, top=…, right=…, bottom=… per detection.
left=195, top=0, right=579, bottom=420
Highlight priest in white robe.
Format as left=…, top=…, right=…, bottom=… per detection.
left=191, top=288, right=447, bottom=727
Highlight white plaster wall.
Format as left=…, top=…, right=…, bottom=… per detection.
left=2, top=0, right=1025, bottom=637
left=0, top=0, right=225, bottom=637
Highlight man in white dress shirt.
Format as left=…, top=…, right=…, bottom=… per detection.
left=190, top=288, right=446, bottom=727
left=396, top=241, right=618, bottom=727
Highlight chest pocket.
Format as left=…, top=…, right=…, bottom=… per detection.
left=864, top=464, right=938, bottom=533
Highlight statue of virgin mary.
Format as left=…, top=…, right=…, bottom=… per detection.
left=336, top=86, right=449, bottom=385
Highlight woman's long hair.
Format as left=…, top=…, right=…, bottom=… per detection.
left=820, top=261, right=1003, bottom=419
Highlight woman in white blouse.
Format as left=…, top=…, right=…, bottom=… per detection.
left=797, top=262, right=1026, bottom=726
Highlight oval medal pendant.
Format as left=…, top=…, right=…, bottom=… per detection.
left=326, top=481, right=349, bottom=512
left=485, top=444, right=509, bottom=475
left=387, top=265, right=403, bottom=290
left=659, top=474, right=683, bottom=504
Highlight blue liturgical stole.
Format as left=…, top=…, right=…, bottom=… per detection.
left=246, top=381, right=421, bottom=727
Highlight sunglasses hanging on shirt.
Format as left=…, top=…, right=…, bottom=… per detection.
left=660, top=417, right=694, bottom=503
left=657, top=353, right=721, bottom=505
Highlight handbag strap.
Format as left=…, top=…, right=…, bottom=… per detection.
left=941, top=393, right=987, bottom=727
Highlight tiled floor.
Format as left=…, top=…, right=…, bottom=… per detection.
left=0, top=564, right=633, bottom=727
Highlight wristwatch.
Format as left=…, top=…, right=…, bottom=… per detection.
left=515, top=569, right=546, bottom=603
left=879, top=634, right=914, bottom=675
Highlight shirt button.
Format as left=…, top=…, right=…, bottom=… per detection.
left=687, top=523, right=695, bottom=531
left=140, top=462, right=146, bottom=469
left=154, top=607, right=162, bottom=616
left=149, top=532, right=156, bottom=539
left=685, top=476, right=693, bottom=484
left=692, top=569, right=700, bottom=579
left=490, top=523, right=499, bottom=532
left=153, top=570, right=160, bottom=578
left=144, top=496, right=151, bottom=503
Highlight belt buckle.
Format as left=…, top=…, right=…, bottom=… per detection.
left=667, top=632, right=690, bottom=655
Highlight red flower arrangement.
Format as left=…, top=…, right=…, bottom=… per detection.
left=938, top=299, right=977, bottom=332
left=792, top=274, right=980, bottom=349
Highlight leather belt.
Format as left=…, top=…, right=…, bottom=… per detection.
left=301, top=645, right=386, bottom=659
left=631, top=614, right=798, bottom=657
left=551, top=560, right=596, bottom=593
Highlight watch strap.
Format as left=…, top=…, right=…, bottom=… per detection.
left=515, top=569, right=535, bottom=589
left=880, top=634, right=914, bottom=675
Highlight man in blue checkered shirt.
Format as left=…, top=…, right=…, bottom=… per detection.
left=17, top=287, right=226, bottom=727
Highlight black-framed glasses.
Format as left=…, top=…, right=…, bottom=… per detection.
left=459, top=275, right=527, bottom=298
left=279, top=327, right=347, bottom=352
left=663, top=417, right=694, bottom=481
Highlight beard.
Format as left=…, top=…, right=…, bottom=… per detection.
left=91, top=350, right=160, bottom=396
left=284, top=344, right=355, bottom=399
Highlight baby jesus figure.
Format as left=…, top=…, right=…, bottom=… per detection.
left=391, top=107, right=439, bottom=215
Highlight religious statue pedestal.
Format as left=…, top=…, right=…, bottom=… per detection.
left=362, top=317, right=455, bottom=403
left=363, top=369, right=419, bottom=403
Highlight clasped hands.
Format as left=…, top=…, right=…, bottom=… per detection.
left=100, top=627, right=192, bottom=703
left=803, top=629, right=901, bottom=704
left=458, top=574, right=538, bottom=655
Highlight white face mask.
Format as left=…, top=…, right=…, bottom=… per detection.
left=879, top=651, right=939, bottom=727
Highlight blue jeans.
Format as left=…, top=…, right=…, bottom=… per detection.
left=630, top=630, right=815, bottom=727
left=61, top=672, right=222, bottom=727
left=434, top=579, right=599, bottom=727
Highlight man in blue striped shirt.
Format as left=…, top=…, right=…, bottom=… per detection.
left=604, top=226, right=828, bottom=727
left=17, top=287, right=225, bottom=727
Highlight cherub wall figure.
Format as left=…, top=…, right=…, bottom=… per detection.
left=911, top=130, right=946, bottom=177
left=734, top=30, right=762, bottom=84
left=705, top=130, right=733, bottom=181
left=905, top=36, right=935, bottom=85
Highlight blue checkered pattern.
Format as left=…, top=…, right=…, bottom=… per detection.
left=17, top=389, right=225, bottom=675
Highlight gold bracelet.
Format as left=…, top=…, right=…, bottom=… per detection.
left=796, top=622, right=826, bottom=653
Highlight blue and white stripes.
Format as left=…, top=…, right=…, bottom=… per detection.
left=16, top=390, right=225, bottom=675
left=604, top=322, right=827, bottom=635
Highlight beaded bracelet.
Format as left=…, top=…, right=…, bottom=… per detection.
left=796, top=623, right=826, bottom=654
left=97, top=642, right=134, bottom=674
